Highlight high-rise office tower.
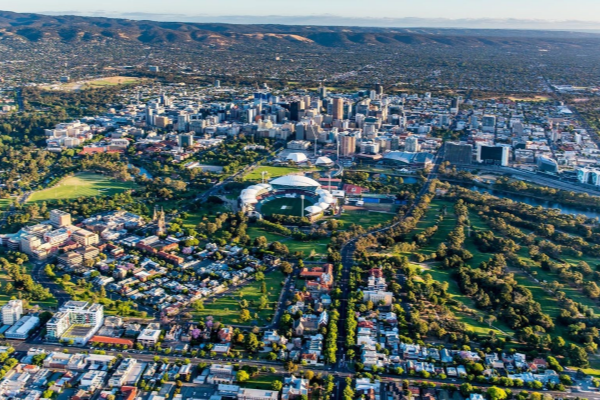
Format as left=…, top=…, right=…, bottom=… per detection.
left=332, top=98, right=344, bottom=121
left=340, top=133, right=357, bottom=156
left=290, top=101, right=303, bottom=121
left=405, top=136, right=421, bottom=152
left=318, top=85, right=328, bottom=99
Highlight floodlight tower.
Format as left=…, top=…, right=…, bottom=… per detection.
left=262, top=171, right=267, bottom=184
left=301, top=195, right=305, bottom=218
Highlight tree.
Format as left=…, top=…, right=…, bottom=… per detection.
left=237, top=370, right=250, bottom=383
left=245, top=333, right=261, bottom=353
left=258, top=295, right=269, bottom=310
left=487, top=386, right=507, bottom=400
left=460, top=383, right=474, bottom=397
left=4, top=283, right=13, bottom=294
left=240, top=309, right=252, bottom=322
left=272, top=380, right=283, bottom=391
left=280, top=261, right=293, bottom=275
left=192, top=300, right=204, bottom=311
left=285, top=361, right=298, bottom=372
left=44, top=264, right=55, bottom=278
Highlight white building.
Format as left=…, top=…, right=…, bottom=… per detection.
left=109, top=357, right=137, bottom=387
left=46, top=301, right=104, bottom=345
left=1, top=300, right=23, bottom=325
left=5, top=315, right=40, bottom=340
left=137, top=328, right=161, bottom=346
left=405, top=136, right=421, bottom=152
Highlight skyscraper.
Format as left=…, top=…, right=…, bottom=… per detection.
left=318, top=85, right=328, bottom=99
left=290, top=101, right=303, bottom=121
left=340, top=133, right=357, bottom=156
left=405, top=136, right=421, bottom=152
left=332, top=98, right=344, bottom=121
left=482, top=115, right=496, bottom=132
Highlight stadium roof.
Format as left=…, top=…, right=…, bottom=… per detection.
left=315, top=156, right=334, bottom=165
left=270, top=175, right=321, bottom=188
left=383, top=151, right=434, bottom=164
left=286, top=153, right=308, bottom=163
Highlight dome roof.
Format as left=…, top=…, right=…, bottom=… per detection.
left=317, top=202, right=330, bottom=210
left=304, top=205, right=323, bottom=214
left=286, top=152, right=308, bottom=163
left=315, top=156, right=333, bottom=165
left=270, top=175, right=321, bottom=188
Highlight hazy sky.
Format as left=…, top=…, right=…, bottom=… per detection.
left=5, top=0, right=600, bottom=25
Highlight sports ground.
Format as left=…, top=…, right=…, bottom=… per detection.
left=28, top=173, right=136, bottom=203
left=259, top=196, right=314, bottom=217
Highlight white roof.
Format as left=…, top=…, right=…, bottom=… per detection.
left=304, top=205, right=323, bottom=214
left=315, top=156, right=333, bottom=165
left=138, top=329, right=161, bottom=341
left=270, top=175, right=320, bottom=188
left=286, top=153, right=308, bottom=162
left=317, top=202, right=330, bottom=210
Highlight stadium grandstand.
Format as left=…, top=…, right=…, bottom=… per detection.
left=239, top=175, right=337, bottom=220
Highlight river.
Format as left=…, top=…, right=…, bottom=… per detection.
left=466, top=185, right=600, bottom=220
left=127, top=164, right=153, bottom=179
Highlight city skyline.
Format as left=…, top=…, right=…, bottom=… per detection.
left=4, top=0, right=600, bottom=30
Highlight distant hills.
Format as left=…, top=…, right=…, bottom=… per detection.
left=1, top=10, right=600, bottom=48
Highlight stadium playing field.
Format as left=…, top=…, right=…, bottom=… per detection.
left=28, top=173, right=136, bottom=203
left=260, top=197, right=314, bottom=217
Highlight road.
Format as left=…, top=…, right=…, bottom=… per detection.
left=335, top=145, right=445, bottom=369
left=31, top=263, right=70, bottom=309
left=452, top=164, right=600, bottom=196
left=9, top=338, right=596, bottom=400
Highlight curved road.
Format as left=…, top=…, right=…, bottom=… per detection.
left=335, top=145, right=445, bottom=367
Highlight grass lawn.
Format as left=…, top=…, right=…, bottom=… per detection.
left=243, top=166, right=312, bottom=182
left=28, top=173, right=136, bottom=203
left=193, top=270, right=286, bottom=326
left=285, top=237, right=331, bottom=257
left=513, top=248, right=600, bottom=315
left=464, top=210, right=495, bottom=267
left=182, top=204, right=229, bottom=229
left=0, top=198, right=12, bottom=211
left=417, top=264, right=513, bottom=337
left=0, top=264, right=57, bottom=309
left=244, top=374, right=282, bottom=390
left=412, top=201, right=451, bottom=235
left=261, top=197, right=313, bottom=218
left=247, top=227, right=286, bottom=243
left=247, top=226, right=330, bottom=258
left=86, top=76, right=141, bottom=87
left=416, top=202, right=458, bottom=255
left=334, top=209, right=394, bottom=229
left=578, top=368, right=600, bottom=377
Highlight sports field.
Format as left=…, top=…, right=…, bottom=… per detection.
left=260, top=197, right=314, bottom=217
left=85, top=76, right=141, bottom=87
left=335, top=209, right=395, bottom=229
left=28, top=173, right=136, bottom=203
left=243, top=166, right=313, bottom=182
left=43, top=76, right=142, bottom=91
